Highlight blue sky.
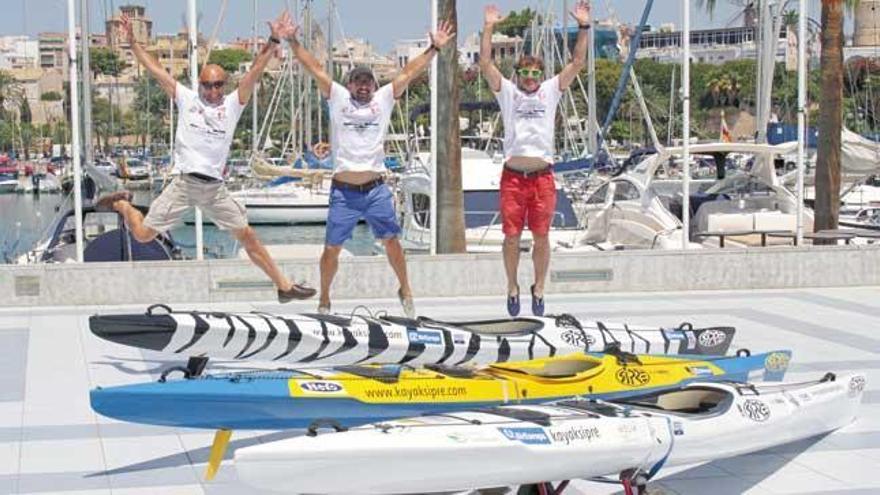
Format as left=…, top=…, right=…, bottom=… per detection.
left=2, top=0, right=826, bottom=53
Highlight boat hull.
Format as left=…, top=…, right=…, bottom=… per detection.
left=236, top=412, right=672, bottom=494
left=89, top=350, right=786, bottom=430
left=88, top=309, right=737, bottom=367
left=234, top=373, right=863, bottom=494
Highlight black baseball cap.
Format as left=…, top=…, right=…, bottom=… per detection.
left=346, top=66, right=377, bottom=84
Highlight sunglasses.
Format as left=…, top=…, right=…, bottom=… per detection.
left=517, top=68, right=543, bottom=78
left=200, top=80, right=226, bottom=90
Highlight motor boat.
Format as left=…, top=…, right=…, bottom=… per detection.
left=570, top=142, right=815, bottom=250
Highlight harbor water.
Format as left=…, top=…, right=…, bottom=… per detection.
left=0, top=192, right=377, bottom=262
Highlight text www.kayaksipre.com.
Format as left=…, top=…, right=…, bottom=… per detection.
left=363, top=385, right=468, bottom=400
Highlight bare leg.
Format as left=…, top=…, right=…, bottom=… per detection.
left=233, top=226, right=292, bottom=291
left=381, top=237, right=412, bottom=297
left=532, top=234, right=551, bottom=298
left=319, top=245, right=344, bottom=308
left=503, top=234, right=522, bottom=296
left=114, top=201, right=160, bottom=243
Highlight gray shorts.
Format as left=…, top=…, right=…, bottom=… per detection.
left=144, top=175, right=249, bottom=232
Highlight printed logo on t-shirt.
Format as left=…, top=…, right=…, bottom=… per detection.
left=515, top=100, right=548, bottom=120
left=340, top=100, right=383, bottom=134
left=187, top=102, right=228, bottom=137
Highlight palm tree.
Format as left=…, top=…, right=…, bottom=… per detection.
left=436, top=0, right=466, bottom=253
left=813, top=1, right=850, bottom=236
left=700, top=0, right=857, bottom=237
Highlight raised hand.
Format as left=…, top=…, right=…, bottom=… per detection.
left=484, top=5, right=507, bottom=26
left=119, top=13, right=135, bottom=43
left=268, top=10, right=298, bottom=41
left=429, top=19, right=456, bottom=49
left=570, top=0, right=592, bottom=27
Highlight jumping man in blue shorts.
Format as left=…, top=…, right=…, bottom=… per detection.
left=287, top=18, right=455, bottom=317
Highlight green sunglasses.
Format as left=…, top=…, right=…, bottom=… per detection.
left=517, top=68, right=544, bottom=78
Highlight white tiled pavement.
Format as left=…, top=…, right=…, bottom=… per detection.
left=1, top=286, right=879, bottom=494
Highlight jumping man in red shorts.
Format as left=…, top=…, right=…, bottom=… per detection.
left=480, top=1, right=591, bottom=316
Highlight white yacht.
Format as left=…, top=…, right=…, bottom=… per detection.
left=570, top=142, right=815, bottom=250
left=398, top=138, right=586, bottom=252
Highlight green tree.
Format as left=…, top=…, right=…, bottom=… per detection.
left=90, top=47, right=127, bottom=77
left=207, top=48, right=253, bottom=73
left=40, top=91, right=62, bottom=101
left=495, top=8, right=538, bottom=38
left=92, top=97, right=123, bottom=152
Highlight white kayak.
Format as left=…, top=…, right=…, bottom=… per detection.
left=89, top=306, right=736, bottom=367
left=234, top=373, right=865, bottom=494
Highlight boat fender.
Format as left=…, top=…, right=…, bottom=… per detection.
left=306, top=418, right=348, bottom=437
left=736, top=348, right=751, bottom=357
left=146, top=303, right=173, bottom=315
left=158, top=366, right=193, bottom=383
left=821, top=372, right=837, bottom=383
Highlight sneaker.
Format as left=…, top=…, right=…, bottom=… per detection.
left=277, top=282, right=317, bottom=303
left=94, top=190, right=132, bottom=212
left=530, top=284, right=545, bottom=317
left=317, top=303, right=331, bottom=315
left=398, top=288, right=416, bottom=319
left=506, top=285, right=520, bottom=317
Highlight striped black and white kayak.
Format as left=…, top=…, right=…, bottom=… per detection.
left=234, top=373, right=865, bottom=494
left=88, top=305, right=736, bottom=367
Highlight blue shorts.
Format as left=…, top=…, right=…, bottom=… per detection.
left=325, top=183, right=402, bottom=246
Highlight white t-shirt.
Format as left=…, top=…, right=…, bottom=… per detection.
left=494, top=75, right=563, bottom=163
left=173, top=82, right=246, bottom=180
left=328, top=81, right=395, bottom=174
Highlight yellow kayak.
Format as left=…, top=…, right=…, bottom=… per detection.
left=91, top=349, right=789, bottom=430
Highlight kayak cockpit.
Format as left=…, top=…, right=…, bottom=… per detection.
left=617, top=387, right=734, bottom=416
left=399, top=316, right=546, bottom=336
left=490, top=355, right=603, bottom=378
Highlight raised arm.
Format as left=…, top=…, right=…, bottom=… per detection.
left=557, top=1, right=591, bottom=91
left=238, top=10, right=294, bottom=105
left=391, top=20, right=455, bottom=99
left=479, top=5, right=506, bottom=93
left=121, top=14, right=176, bottom=98
left=286, top=16, right=332, bottom=98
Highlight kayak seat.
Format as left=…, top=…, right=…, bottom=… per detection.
left=620, top=388, right=732, bottom=415
left=417, top=317, right=545, bottom=336
left=493, top=359, right=601, bottom=378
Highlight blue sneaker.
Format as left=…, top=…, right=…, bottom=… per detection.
left=507, top=285, right=520, bottom=317
left=531, top=284, right=545, bottom=316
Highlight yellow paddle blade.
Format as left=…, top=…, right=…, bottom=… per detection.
left=204, top=429, right=233, bottom=481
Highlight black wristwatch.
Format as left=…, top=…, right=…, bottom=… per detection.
left=579, top=24, right=591, bottom=30
left=268, top=36, right=281, bottom=44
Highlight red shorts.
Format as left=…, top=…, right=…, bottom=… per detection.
left=500, top=168, right=557, bottom=236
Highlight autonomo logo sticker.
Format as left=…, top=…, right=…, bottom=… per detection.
left=498, top=427, right=551, bottom=445
left=408, top=329, right=443, bottom=345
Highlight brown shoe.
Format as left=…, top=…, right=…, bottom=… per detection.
left=95, top=190, right=132, bottom=212
left=278, top=282, right=317, bottom=303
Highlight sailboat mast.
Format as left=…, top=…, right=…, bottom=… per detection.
left=252, top=0, right=259, bottom=153
left=587, top=6, right=597, bottom=155
left=66, top=0, right=85, bottom=261
left=81, top=0, right=94, bottom=167
left=188, top=0, right=204, bottom=260
left=796, top=0, right=807, bottom=244
left=681, top=0, right=691, bottom=249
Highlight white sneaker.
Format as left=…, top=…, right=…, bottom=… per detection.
left=317, top=304, right=331, bottom=315
left=398, top=289, right=415, bottom=319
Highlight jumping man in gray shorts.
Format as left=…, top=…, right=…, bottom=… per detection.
left=96, top=10, right=315, bottom=302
